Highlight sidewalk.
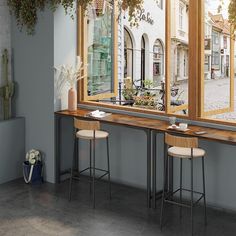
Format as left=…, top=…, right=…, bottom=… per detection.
left=178, top=77, right=236, bottom=121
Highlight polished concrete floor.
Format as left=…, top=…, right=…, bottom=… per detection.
left=0, top=178, right=236, bottom=236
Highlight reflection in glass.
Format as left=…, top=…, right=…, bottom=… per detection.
left=87, top=0, right=113, bottom=96
left=169, top=0, right=189, bottom=115
left=124, top=28, right=133, bottom=79
left=204, top=0, right=235, bottom=120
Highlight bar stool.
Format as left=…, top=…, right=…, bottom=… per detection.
left=69, top=118, right=111, bottom=208
left=160, top=133, right=207, bottom=235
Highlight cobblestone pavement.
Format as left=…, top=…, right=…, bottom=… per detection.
left=177, top=77, right=236, bottom=121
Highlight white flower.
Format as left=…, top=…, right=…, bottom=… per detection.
left=29, top=159, right=36, bottom=165
left=54, top=56, right=87, bottom=91
left=25, top=149, right=42, bottom=164
left=35, top=151, right=39, bottom=156
left=29, top=153, right=35, bottom=159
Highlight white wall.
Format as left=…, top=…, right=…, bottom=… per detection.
left=123, top=0, right=165, bottom=82
left=171, top=0, right=189, bottom=43
left=11, top=9, right=55, bottom=183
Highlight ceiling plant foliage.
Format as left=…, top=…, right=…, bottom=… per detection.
left=7, top=0, right=143, bottom=35
left=228, top=0, right=236, bottom=31
left=7, top=0, right=236, bottom=34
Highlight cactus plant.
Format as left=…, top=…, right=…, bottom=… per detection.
left=0, top=49, right=15, bottom=120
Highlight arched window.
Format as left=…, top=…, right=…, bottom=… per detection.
left=153, top=39, right=164, bottom=83
left=141, top=36, right=146, bottom=87
left=124, top=28, right=133, bottom=80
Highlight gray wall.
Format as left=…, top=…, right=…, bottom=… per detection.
left=59, top=116, right=236, bottom=211
left=0, top=118, right=25, bottom=184
left=0, top=0, right=11, bottom=120
left=54, top=5, right=77, bottom=111
left=11, top=9, right=55, bottom=183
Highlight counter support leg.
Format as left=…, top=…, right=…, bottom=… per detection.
left=146, top=129, right=152, bottom=208
left=55, top=115, right=61, bottom=184
left=152, top=131, right=157, bottom=209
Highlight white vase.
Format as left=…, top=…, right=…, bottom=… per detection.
left=68, top=87, right=77, bottom=111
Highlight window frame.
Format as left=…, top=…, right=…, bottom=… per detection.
left=199, top=0, right=235, bottom=119
left=124, top=27, right=134, bottom=80
left=77, top=2, right=119, bottom=101
left=77, top=0, right=236, bottom=125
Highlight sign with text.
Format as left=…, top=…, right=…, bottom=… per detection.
left=138, top=9, right=154, bottom=25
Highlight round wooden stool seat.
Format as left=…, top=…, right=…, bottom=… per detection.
left=76, top=130, right=109, bottom=140
left=168, top=147, right=205, bottom=159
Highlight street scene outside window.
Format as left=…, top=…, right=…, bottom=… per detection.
left=83, top=0, right=236, bottom=121
left=204, top=0, right=236, bottom=120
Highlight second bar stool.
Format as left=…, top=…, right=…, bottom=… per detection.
left=160, top=133, right=207, bottom=235
left=69, top=118, right=111, bottom=208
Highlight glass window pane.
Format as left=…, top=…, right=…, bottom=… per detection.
left=86, top=0, right=113, bottom=96
left=169, top=0, right=189, bottom=116
left=203, top=0, right=235, bottom=121
left=118, top=0, right=166, bottom=111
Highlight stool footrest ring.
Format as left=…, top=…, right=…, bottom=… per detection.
left=163, top=188, right=205, bottom=208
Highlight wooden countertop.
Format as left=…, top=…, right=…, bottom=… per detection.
left=55, top=109, right=236, bottom=145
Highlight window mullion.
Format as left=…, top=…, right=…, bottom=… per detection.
left=188, top=0, right=199, bottom=120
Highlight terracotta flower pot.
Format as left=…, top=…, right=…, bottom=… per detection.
left=68, top=87, right=77, bottom=111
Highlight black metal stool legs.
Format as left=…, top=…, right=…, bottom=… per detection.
left=92, top=138, right=96, bottom=209
left=160, top=147, right=168, bottom=230
left=106, top=137, right=112, bottom=200
left=89, top=140, right=92, bottom=195
left=180, top=158, right=183, bottom=218
left=202, top=157, right=207, bottom=225
left=160, top=154, right=207, bottom=235
left=191, top=156, right=194, bottom=236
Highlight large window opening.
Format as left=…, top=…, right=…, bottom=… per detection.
left=169, top=0, right=189, bottom=115
left=84, top=0, right=116, bottom=100
left=78, top=0, right=236, bottom=124
left=202, top=0, right=235, bottom=121
left=153, top=39, right=164, bottom=84
left=124, top=28, right=134, bottom=80
left=141, top=35, right=146, bottom=87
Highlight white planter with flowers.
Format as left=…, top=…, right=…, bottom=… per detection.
left=23, top=149, right=43, bottom=184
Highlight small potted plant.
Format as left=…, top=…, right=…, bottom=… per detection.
left=23, top=149, right=43, bottom=184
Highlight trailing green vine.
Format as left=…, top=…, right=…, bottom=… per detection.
left=7, top=0, right=236, bottom=35
left=7, top=0, right=143, bottom=34
left=228, top=0, right=236, bottom=31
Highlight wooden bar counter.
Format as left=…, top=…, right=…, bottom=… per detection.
left=55, top=108, right=236, bottom=208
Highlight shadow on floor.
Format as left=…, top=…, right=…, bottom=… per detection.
left=0, top=178, right=236, bottom=236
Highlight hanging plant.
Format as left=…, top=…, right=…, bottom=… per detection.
left=228, top=0, right=236, bottom=31
left=7, top=0, right=143, bottom=35
left=218, top=0, right=236, bottom=31
left=120, top=0, right=143, bottom=27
